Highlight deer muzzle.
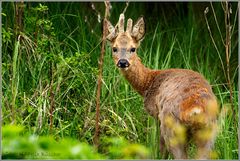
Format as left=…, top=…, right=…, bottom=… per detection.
left=117, top=59, right=130, bottom=68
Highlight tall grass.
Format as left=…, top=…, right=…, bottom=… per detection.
left=2, top=2, right=238, bottom=159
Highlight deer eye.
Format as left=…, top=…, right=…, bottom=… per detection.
left=113, top=47, right=118, bottom=52
left=130, top=48, right=136, bottom=53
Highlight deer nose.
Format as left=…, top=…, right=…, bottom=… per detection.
left=117, top=59, right=130, bottom=68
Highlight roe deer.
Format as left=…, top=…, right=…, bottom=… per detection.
left=105, top=14, right=219, bottom=159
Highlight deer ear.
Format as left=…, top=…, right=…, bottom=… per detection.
left=132, top=17, right=145, bottom=41
left=105, top=19, right=117, bottom=41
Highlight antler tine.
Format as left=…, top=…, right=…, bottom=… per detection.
left=126, top=18, right=133, bottom=33
left=118, top=13, right=125, bottom=33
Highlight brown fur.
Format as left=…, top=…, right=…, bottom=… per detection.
left=106, top=14, right=219, bottom=159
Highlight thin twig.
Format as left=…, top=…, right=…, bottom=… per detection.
left=204, top=7, right=227, bottom=80
left=224, top=2, right=235, bottom=123
left=93, top=0, right=110, bottom=148
left=122, top=1, right=129, bottom=15
left=230, top=4, right=238, bottom=37
left=210, top=2, right=225, bottom=46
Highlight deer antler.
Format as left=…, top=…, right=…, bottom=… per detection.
left=118, top=13, right=125, bottom=33
left=118, top=14, right=133, bottom=34
left=106, top=14, right=145, bottom=41
left=126, top=18, right=133, bottom=34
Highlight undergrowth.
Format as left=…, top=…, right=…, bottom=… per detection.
left=2, top=2, right=238, bottom=159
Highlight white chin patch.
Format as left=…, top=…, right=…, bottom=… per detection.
left=119, top=67, right=129, bottom=71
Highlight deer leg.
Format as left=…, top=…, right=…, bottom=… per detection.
left=160, top=120, right=188, bottom=159
left=193, top=124, right=217, bottom=159
left=159, top=132, right=169, bottom=159
left=169, top=143, right=188, bottom=159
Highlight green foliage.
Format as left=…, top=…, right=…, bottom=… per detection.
left=2, top=2, right=238, bottom=160
left=2, top=125, right=104, bottom=159
left=100, top=137, right=149, bottom=159
left=2, top=125, right=149, bottom=159
left=2, top=26, right=13, bottom=44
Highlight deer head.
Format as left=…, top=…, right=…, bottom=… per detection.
left=106, top=14, right=145, bottom=69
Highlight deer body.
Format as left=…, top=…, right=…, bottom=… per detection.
left=106, top=14, right=218, bottom=159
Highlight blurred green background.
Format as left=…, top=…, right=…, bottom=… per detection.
left=1, top=2, right=238, bottom=159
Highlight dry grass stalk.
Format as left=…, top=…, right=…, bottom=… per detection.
left=93, top=0, right=111, bottom=148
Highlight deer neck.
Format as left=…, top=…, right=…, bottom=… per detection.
left=120, top=55, right=159, bottom=96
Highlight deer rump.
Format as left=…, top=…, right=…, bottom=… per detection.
left=143, top=68, right=218, bottom=127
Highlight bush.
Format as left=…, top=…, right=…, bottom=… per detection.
left=2, top=125, right=150, bottom=159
